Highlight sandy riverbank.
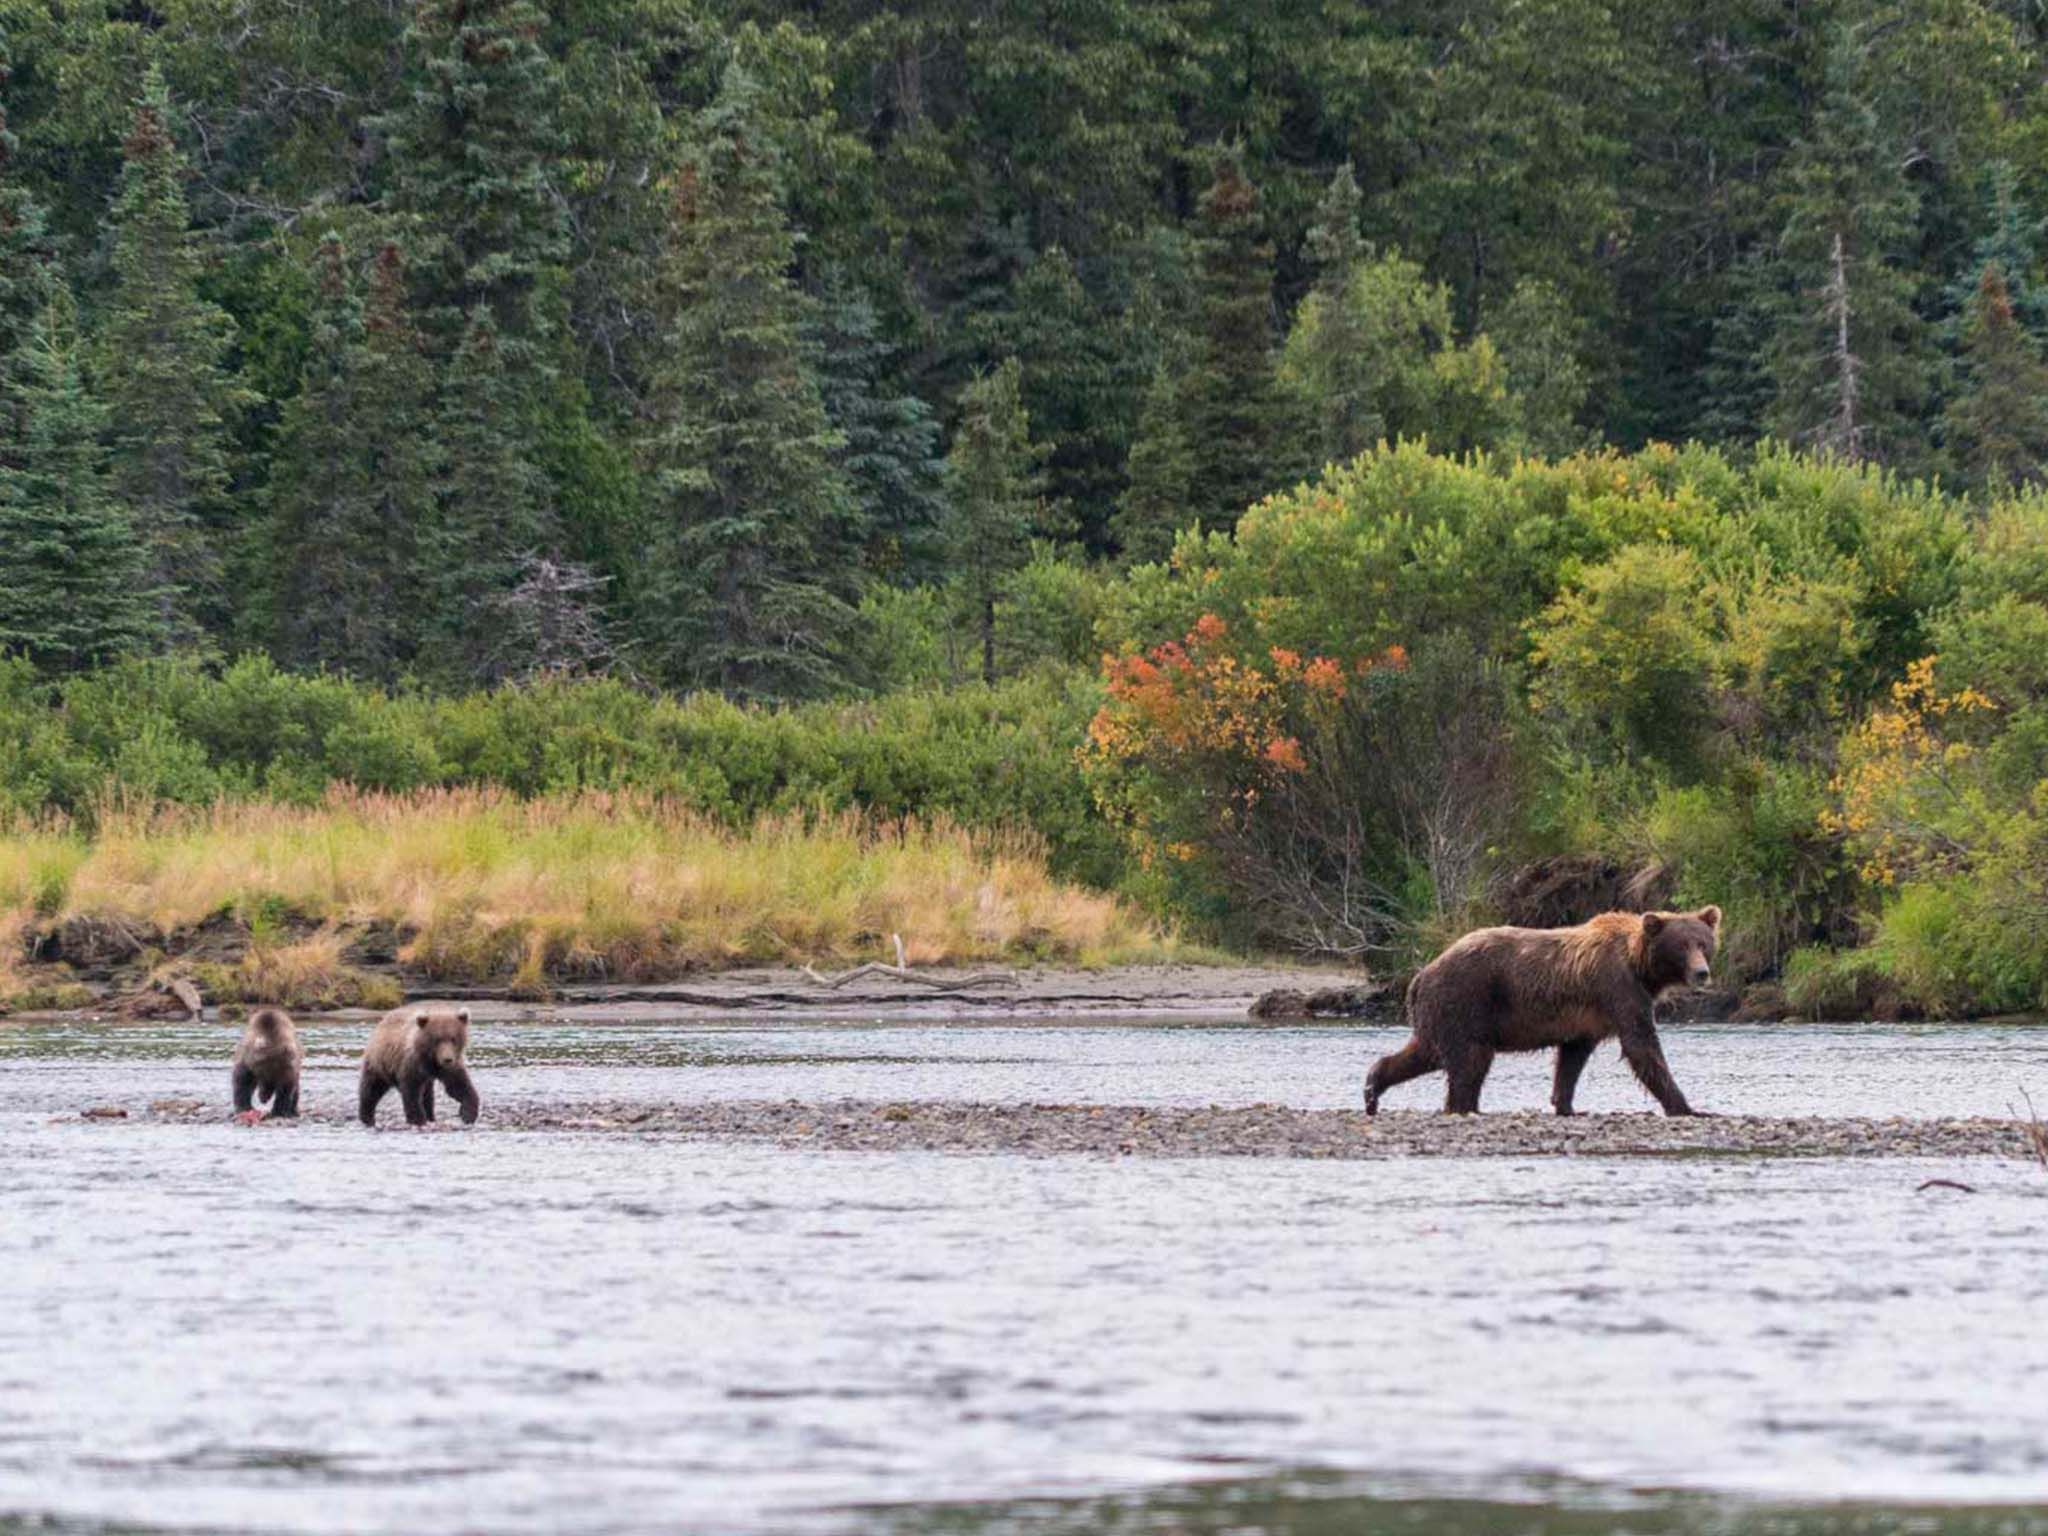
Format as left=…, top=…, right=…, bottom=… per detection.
left=14, top=962, right=1379, bottom=1023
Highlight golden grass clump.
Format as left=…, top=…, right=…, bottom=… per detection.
left=190, top=929, right=405, bottom=1013
left=1, top=788, right=1175, bottom=988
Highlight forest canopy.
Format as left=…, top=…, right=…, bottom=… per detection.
left=6, top=0, right=2048, bottom=685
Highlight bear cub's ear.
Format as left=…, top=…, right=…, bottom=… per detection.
left=1697, top=905, right=1722, bottom=929
left=456, top=1007, right=471, bottom=1024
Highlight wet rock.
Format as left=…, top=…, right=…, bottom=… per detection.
left=1660, top=987, right=1740, bottom=1024
left=1248, top=984, right=1396, bottom=1021
left=1730, top=983, right=1790, bottom=1024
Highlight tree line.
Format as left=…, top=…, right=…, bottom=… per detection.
left=5, top=0, right=2048, bottom=695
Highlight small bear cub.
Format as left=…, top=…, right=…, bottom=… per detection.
left=231, top=1006, right=304, bottom=1118
left=359, top=1004, right=479, bottom=1127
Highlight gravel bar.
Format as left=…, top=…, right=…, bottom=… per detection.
left=111, top=1097, right=2048, bottom=1160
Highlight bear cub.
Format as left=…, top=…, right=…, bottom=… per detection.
left=359, top=1004, right=479, bottom=1127
left=232, top=1006, right=304, bottom=1118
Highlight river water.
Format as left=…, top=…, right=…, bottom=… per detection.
left=2, top=1018, right=2046, bottom=1534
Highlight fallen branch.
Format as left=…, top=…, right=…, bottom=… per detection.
left=1915, top=1178, right=1976, bottom=1194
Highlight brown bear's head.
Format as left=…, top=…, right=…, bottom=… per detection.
left=412, top=1006, right=471, bottom=1071
left=1637, top=907, right=1720, bottom=994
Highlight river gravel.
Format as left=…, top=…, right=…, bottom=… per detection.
left=110, top=1093, right=2046, bottom=1161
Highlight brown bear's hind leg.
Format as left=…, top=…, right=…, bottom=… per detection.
left=359, top=1073, right=390, bottom=1127
left=1443, top=1045, right=1494, bottom=1114
left=1364, top=1038, right=1439, bottom=1115
left=1551, top=1039, right=1595, bottom=1116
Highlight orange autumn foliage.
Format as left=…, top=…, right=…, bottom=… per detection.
left=1085, top=614, right=1408, bottom=856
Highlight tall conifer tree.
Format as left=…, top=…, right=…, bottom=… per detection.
left=1118, top=151, right=1292, bottom=553
left=1760, top=33, right=1926, bottom=465
left=0, top=282, right=159, bottom=672
left=636, top=67, right=856, bottom=698
left=380, top=0, right=569, bottom=361
left=0, top=25, right=56, bottom=401
left=272, top=238, right=434, bottom=679
left=98, top=65, right=250, bottom=643
left=813, top=272, right=948, bottom=581
left=945, top=358, right=1046, bottom=684
left=1942, top=265, right=2048, bottom=492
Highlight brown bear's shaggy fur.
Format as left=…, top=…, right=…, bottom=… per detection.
left=358, top=1004, right=478, bottom=1127
left=1365, top=907, right=1721, bottom=1117
left=232, top=1006, right=304, bottom=1117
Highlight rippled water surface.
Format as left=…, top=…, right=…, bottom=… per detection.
left=2, top=1017, right=2046, bottom=1534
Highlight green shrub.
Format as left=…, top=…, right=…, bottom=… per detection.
left=1782, top=945, right=1903, bottom=1022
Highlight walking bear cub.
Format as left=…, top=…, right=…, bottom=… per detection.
left=1365, top=907, right=1721, bottom=1117
left=359, top=1004, right=479, bottom=1127
left=231, top=1006, right=303, bottom=1118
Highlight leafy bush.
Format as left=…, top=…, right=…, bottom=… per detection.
left=1085, top=614, right=1523, bottom=960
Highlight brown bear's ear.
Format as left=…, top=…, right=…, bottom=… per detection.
left=1640, top=912, right=1666, bottom=937
left=457, top=1007, right=471, bottom=1024
left=414, top=1012, right=429, bottom=1028
left=1698, top=905, right=1722, bottom=930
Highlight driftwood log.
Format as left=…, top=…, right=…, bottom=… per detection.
left=801, top=934, right=1018, bottom=992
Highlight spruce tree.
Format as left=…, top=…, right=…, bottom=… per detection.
left=1119, top=152, right=1293, bottom=551
left=636, top=67, right=856, bottom=699
left=432, top=305, right=572, bottom=682
left=272, top=237, right=434, bottom=679
left=380, top=0, right=569, bottom=360
left=98, top=66, right=250, bottom=644
left=813, top=272, right=948, bottom=582
left=1942, top=265, right=2048, bottom=492
left=972, top=248, right=1126, bottom=554
left=381, top=0, right=573, bottom=676
left=1760, top=33, right=1927, bottom=466
left=0, top=281, right=159, bottom=672
left=1304, top=161, right=1365, bottom=289
left=1491, top=276, right=1591, bottom=458
left=1113, top=355, right=1197, bottom=563
left=0, top=25, right=56, bottom=397
left=1179, top=151, right=1294, bottom=529
left=945, top=359, right=1046, bottom=684
left=1282, top=163, right=1384, bottom=467
left=1945, top=162, right=2048, bottom=338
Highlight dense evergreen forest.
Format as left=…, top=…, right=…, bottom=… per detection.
left=6, top=0, right=2048, bottom=684
left=4, top=0, right=2048, bottom=1015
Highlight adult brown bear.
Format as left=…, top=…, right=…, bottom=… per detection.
left=1364, top=907, right=1720, bottom=1116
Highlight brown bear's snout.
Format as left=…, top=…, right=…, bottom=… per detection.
left=1689, top=951, right=1711, bottom=986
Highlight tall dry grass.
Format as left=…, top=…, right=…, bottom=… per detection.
left=2, top=788, right=1175, bottom=987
